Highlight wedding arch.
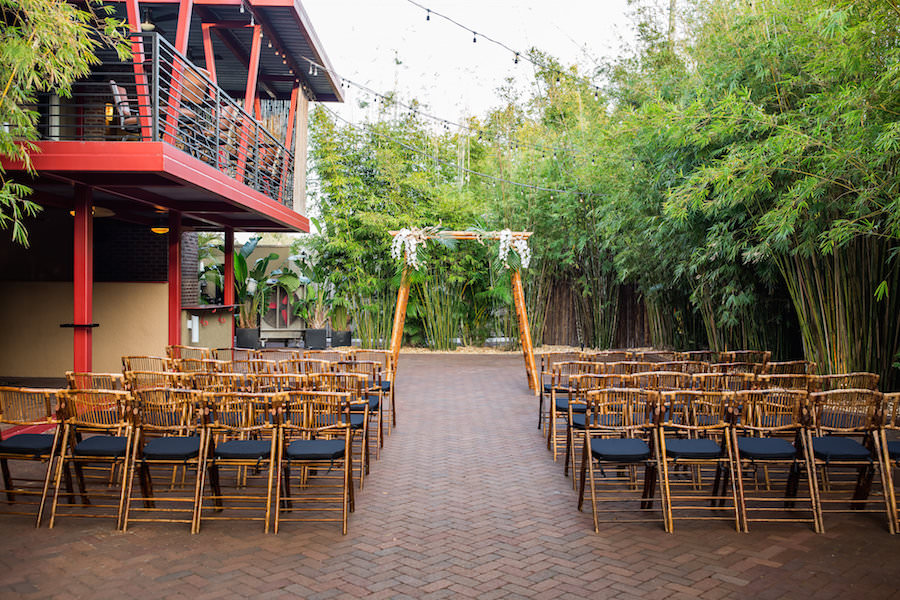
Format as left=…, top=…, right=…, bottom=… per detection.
left=388, top=228, right=539, bottom=395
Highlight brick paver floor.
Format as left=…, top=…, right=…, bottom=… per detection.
left=1, top=353, right=899, bottom=599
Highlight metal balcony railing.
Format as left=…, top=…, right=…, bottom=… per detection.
left=32, top=32, right=294, bottom=209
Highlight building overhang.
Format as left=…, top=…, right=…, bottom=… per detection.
left=4, top=141, right=309, bottom=232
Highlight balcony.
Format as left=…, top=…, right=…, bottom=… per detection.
left=32, top=32, right=294, bottom=209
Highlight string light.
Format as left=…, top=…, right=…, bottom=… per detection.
left=426, top=8, right=430, bottom=20
left=472, top=31, right=477, bottom=43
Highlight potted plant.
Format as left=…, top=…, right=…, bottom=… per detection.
left=298, top=282, right=330, bottom=349
left=233, top=237, right=279, bottom=348
left=330, top=296, right=352, bottom=347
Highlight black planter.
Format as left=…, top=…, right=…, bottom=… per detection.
left=331, top=330, right=351, bottom=348
left=235, top=327, right=260, bottom=349
left=305, top=328, right=327, bottom=350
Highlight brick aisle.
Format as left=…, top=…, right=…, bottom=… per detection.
left=1, top=353, right=899, bottom=599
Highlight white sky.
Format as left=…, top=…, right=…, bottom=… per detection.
left=301, top=0, right=637, bottom=122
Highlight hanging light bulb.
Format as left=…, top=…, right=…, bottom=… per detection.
left=314, top=66, right=318, bottom=76
left=268, top=41, right=272, bottom=48
left=426, top=9, right=430, bottom=20
left=472, top=31, right=477, bottom=43
left=514, top=52, right=519, bottom=64
left=239, top=1, right=244, bottom=13
left=309, top=63, right=313, bottom=75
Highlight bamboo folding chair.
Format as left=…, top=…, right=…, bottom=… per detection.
left=248, top=373, right=308, bottom=393
left=0, top=387, right=66, bottom=525
left=654, top=361, right=711, bottom=375
left=122, top=388, right=205, bottom=533
left=66, top=372, right=125, bottom=391
left=882, top=392, right=900, bottom=532
left=813, top=373, right=880, bottom=392
left=352, top=349, right=397, bottom=433
left=547, top=361, right=604, bottom=460
left=304, top=350, right=348, bottom=363
left=273, top=390, right=354, bottom=534
left=245, top=359, right=278, bottom=375
left=766, top=360, right=817, bottom=375
left=175, top=358, right=231, bottom=374
left=576, top=388, right=666, bottom=532
left=692, top=372, right=757, bottom=392
left=807, top=389, right=895, bottom=533
left=582, top=350, right=633, bottom=363
left=278, top=358, right=331, bottom=375
left=537, top=351, right=582, bottom=433
left=757, top=373, right=813, bottom=392
left=732, top=389, right=821, bottom=532
left=306, top=372, right=370, bottom=488
left=123, top=355, right=171, bottom=372
left=719, top=350, right=771, bottom=365
left=602, top=361, right=657, bottom=375
left=635, top=350, right=676, bottom=363
left=563, top=374, right=634, bottom=486
left=47, top=389, right=134, bottom=529
left=334, top=360, right=385, bottom=457
left=675, top=350, right=720, bottom=363
left=166, top=345, right=212, bottom=361
left=631, top=371, right=693, bottom=392
left=710, top=362, right=765, bottom=375
left=197, top=391, right=279, bottom=533
left=124, top=370, right=184, bottom=391
left=213, top=347, right=257, bottom=362
left=188, top=371, right=248, bottom=392
left=258, top=348, right=301, bottom=363
left=657, top=390, right=742, bottom=532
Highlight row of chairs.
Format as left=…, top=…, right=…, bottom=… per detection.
left=569, top=386, right=900, bottom=534
left=0, top=387, right=356, bottom=534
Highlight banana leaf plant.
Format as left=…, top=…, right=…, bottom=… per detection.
left=233, top=237, right=304, bottom=329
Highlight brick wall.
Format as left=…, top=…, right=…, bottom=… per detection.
left=94, top=220, right=167, bottom=282
left=181, top=232, right=200, bottom=306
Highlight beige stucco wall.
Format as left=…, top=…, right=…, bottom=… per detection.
left=0, top=282, right=167, bottom=377
left=181, top=308, right=233, bottom=350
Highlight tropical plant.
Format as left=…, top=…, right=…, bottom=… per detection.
left=233, top=237, right=303, bottom=329
left=0, top=0, right=130, bottom=246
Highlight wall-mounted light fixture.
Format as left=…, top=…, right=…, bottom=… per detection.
left=150, top=216, right=169, bottom=234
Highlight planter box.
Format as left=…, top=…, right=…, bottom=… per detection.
left=305, top=328, right=327, bottom=350
left=235, top=327, right=260, bottom=349
left=331, top=330, right=351, bottom=348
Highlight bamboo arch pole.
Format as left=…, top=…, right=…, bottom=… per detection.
left=388, top=230, right=539, bottom=394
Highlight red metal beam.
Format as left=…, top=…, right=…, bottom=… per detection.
left=125, top=0, right=153, bottom=140
left=168, top=211, right=183, bottom=346
left=224, top=227, right=235, bottom=344
left=73, top=185, right=93, bottom=372
left=174, top=0, right=194, bottom=53
left=278, top=83, right=299, bottom=203
left=236, top=24, right=262, bottom=182
left=201, top=23, right=218, bottom=83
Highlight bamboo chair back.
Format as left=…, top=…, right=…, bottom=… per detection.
left=189, top=372, right=249, bottom=392
left=675, top=350, right=720, bottom=363
left=757, top=373, right=812, bottom=392
left=279, top=358, right=330, bottom=375
left=885, top=392, right=900, bottom=431
left=567, top=373, right=633, bottom=394
left=123, top=356, right=171, bottom=372
left=631, top=371, right=693, bottom=392
left=257, top=348, right=301, bottom=363
left=245, top=359, right=278, bottom=375
left=213, top=348, right=257, bottom=361
left=583, top=350, right=633, bottom=363
left=66, top=372, right=125, bottom=391
left=602, top=361, right=657, bottom=375
left=635, top=350, right=676, bottom=363
left=813, top=373, right=880, bottom=392
left=582, top=388, right=660, bottom=431
left=654, top=361, right=711, bottom=374
left=710, top=362, right=764, bottom=375
left=166, top=345, right=211, bottom=361
left=0, top=387, right=57, bottom=425
left=125, top=370, right=183, bottom=391
left=248, top=373, right=308, bottom=393
left=175, top=358, right=231, bottom=374
left=692, top=372, right=757, bottom=392
left=766, top=360, right=817, bottom=375
left=552, top=361, right=603, bottom=388
left=808, top=389, right=884, bottom=432
left=719, top=350, right=771, bottom=364
left=736, top=388, right=807, bottom=431
left=130, top=388, right=197, bottom=433
left=352, top=349, right=394, bottom=375
left=306, top=372, right=367, bottom=399
left=304, top=350, right=347, bottom=363
left=57, top=389, right=131, bottom=430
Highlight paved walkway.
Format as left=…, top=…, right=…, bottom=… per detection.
left=1, top=354, right=899, bottom=599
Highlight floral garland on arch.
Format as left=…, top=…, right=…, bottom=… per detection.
left=390, top=225, right=443, bottom=270
left=498, top=229, right=531, bottom=269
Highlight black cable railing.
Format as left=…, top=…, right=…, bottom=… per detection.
left=32, top=32, right=294, bottom=209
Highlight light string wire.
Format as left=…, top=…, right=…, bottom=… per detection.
left=319, top=105, right=592, bottom=197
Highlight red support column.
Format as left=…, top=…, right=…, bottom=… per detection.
left=168, top=212, right=183, bottom=346
left=224, top=228, right=235, bottom=346
left=236, top=24, right=262, bottom=183
left=201, top=23, right=218, bottom=83
left=125, top=0, right=153, bottom=140
left=73, top=186, right=93, bottom=372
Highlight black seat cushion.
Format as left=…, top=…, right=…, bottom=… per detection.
left=285, top=439, right=345, bottom=461
left=590, top=438, right=650, bottom=462
left=812, top=436, right=872, bottom=461
left=0, top=433, right=54, bottom=455
left=369, top=380, right=391, bottom=392
left=350, top=394, right=379, bottom=412
left=142, top=436, right=201, bottom=460
left=214, top=439, right=271, bottom=459
left=888, top=440, right=900, bottom=460
left=74, top=435, right=128, bottom=457
left=556, top=397, right=587, bottom=413
left=736, top=436, right=797, bottom=460
left=317, top=414, right=365, bottom=429
left=664, top=438, right=722, bottom=459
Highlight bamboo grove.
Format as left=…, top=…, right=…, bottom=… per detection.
left=307, top=0, right=900, bottom=389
